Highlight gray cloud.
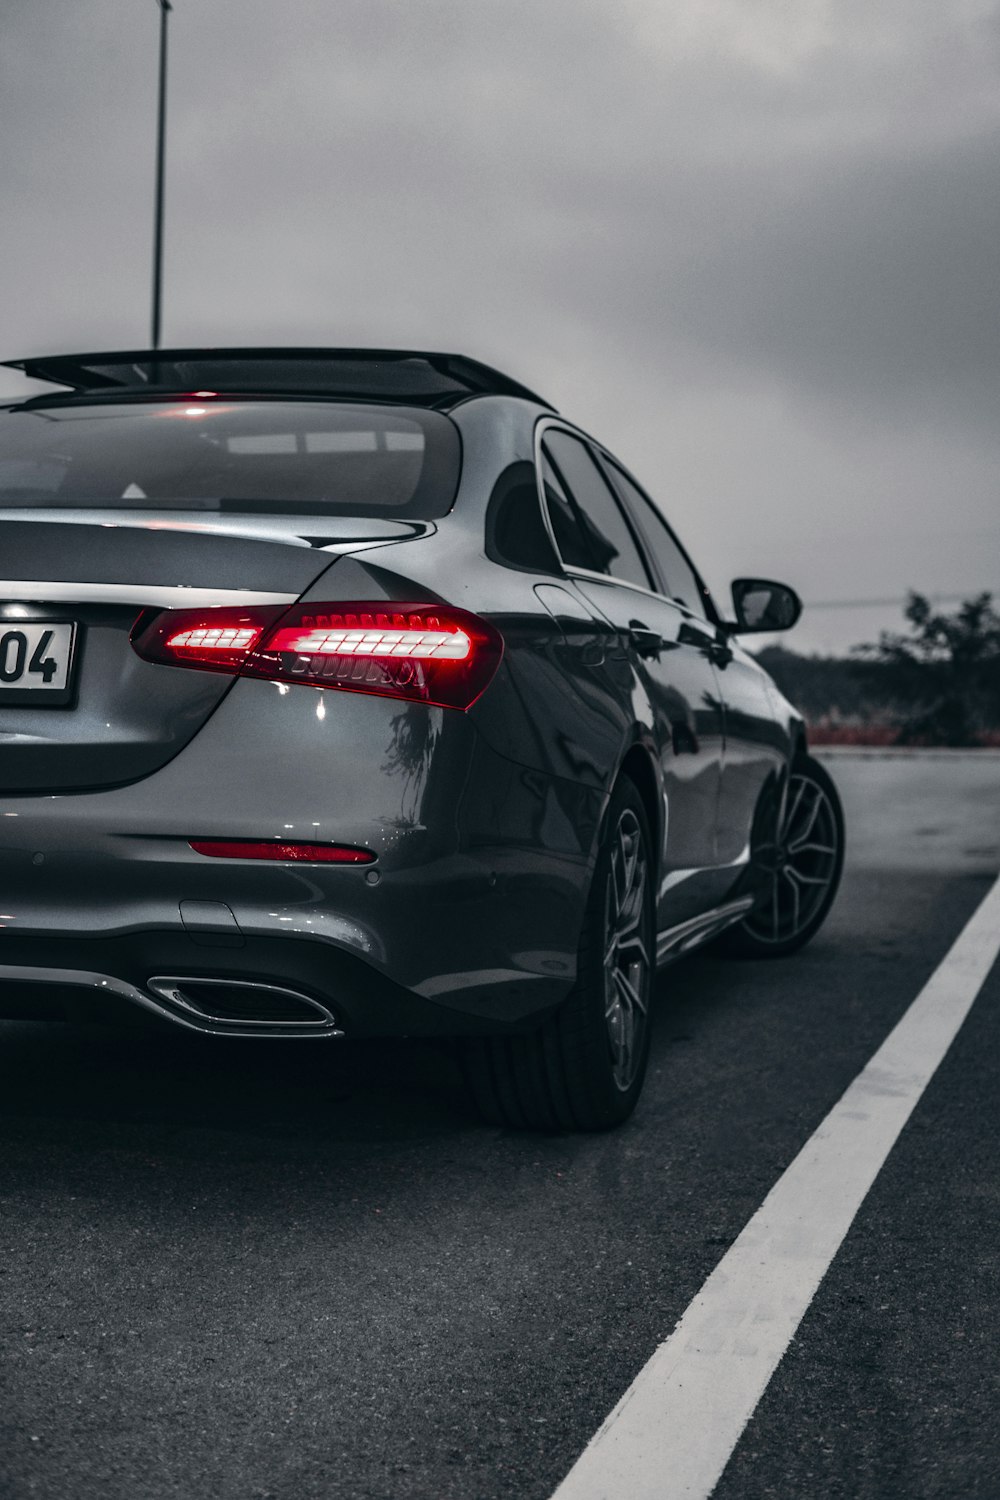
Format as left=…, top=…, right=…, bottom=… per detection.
left=1, top=0, right=998, bottom=649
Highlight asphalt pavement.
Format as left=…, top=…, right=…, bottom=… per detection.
left=1, top=751, right=998, bottom=1500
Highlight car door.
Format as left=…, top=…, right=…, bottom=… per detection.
left=599, top=454, right=787, bottom=872
left=538, top=424, right=727, bottom=927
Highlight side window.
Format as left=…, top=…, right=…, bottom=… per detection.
left=542, top=431, right=652, bottom=590
left=485, top=461, right=560, bottom=573
left=540, top=454, right=595, bottom=570
left=603, top=461, right=708, bottom=618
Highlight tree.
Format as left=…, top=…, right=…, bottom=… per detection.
left=853, top=592, right=1000, bottom=746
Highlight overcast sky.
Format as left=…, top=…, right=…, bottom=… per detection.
left=2, top=0, right=998, bottom=651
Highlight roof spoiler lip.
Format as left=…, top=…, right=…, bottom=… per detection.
left=1, top=346, right=556, bottom=411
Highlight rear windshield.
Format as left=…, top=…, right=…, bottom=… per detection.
left=0, top=400, right=460, bottom=517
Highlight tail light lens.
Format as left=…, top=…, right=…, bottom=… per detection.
left=132, top=605, right=287, bottom=673
left=132, top=603, right=503, bottom=710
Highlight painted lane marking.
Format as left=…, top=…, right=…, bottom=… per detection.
left=551, top=872, right=1000, bottom=1500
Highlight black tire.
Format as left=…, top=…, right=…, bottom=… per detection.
left=463, top=775, right=655, bottom=1131
left=722, top=753, right=844, bottom=959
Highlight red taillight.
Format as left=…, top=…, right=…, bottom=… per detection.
left=265, top=621, right=472, bottom=662
left=190, top=840, right=375, bottom=863
left=132, top=602, right=503, bottom=710
left=132, top=605, right=287, bottom=673
left=244, top=605, right=502, bottom=710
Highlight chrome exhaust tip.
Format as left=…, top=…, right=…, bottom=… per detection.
left=146, top=976, right=342, bottom=1033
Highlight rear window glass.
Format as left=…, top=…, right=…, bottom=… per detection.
left=0, top=400, right=460, bottom=517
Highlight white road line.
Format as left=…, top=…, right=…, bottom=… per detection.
left=551, top=872, right=1000, bottom=1500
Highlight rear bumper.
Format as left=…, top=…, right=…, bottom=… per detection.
left=0, top=930, right=563, bottom=1038
left=0, top=678, right=603, bottom=1036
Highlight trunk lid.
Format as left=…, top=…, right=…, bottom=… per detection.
left=0, top=516, right=417, bottom=792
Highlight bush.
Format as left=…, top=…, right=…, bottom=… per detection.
left=756, top=593, right=1000, bottom=748
left=852, top=592, right=1000, bottom=747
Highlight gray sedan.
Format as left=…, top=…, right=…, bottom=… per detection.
left=0, top=348, right=843, bottom=1128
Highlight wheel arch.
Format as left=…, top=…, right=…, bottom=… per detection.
left=790, top=719, right=810, bottom=765
left=618, top=742, right=662, bottom=879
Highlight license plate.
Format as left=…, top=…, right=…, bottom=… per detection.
left=0, top=621, right=77, bottom=706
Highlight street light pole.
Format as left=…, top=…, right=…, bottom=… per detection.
left=151, top=0, right=172, bottom=349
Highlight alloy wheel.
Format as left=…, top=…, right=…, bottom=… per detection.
left=743, top=768, right=840, bottom=946
left=603, top=808, right=651, bottom=1091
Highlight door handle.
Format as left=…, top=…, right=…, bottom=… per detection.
left=628, top=621, right=663, bottom=658
left=678, top=619, right=732, bottom=667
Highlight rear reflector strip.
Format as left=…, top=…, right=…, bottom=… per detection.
left=189, top=840, right=375, bottom=864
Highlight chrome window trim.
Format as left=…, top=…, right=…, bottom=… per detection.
left=533, top=415, right=583, bottom=576
left=593, top=447, right=720, bottom=626
left=532, top=417, right=708, bottom=624
left=0, top=581, right=299, bottom=608
left=561, top=562, right=693, bottom=613
left=533, top=417, right=657, bottom=593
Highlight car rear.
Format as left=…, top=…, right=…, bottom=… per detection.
left=0, top=355, right=588, bottom=1039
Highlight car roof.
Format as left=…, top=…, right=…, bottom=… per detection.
left=1, top=347, right=556, bottom=412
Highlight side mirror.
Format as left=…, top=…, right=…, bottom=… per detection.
left=729, top=578, right=802, bottom=633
